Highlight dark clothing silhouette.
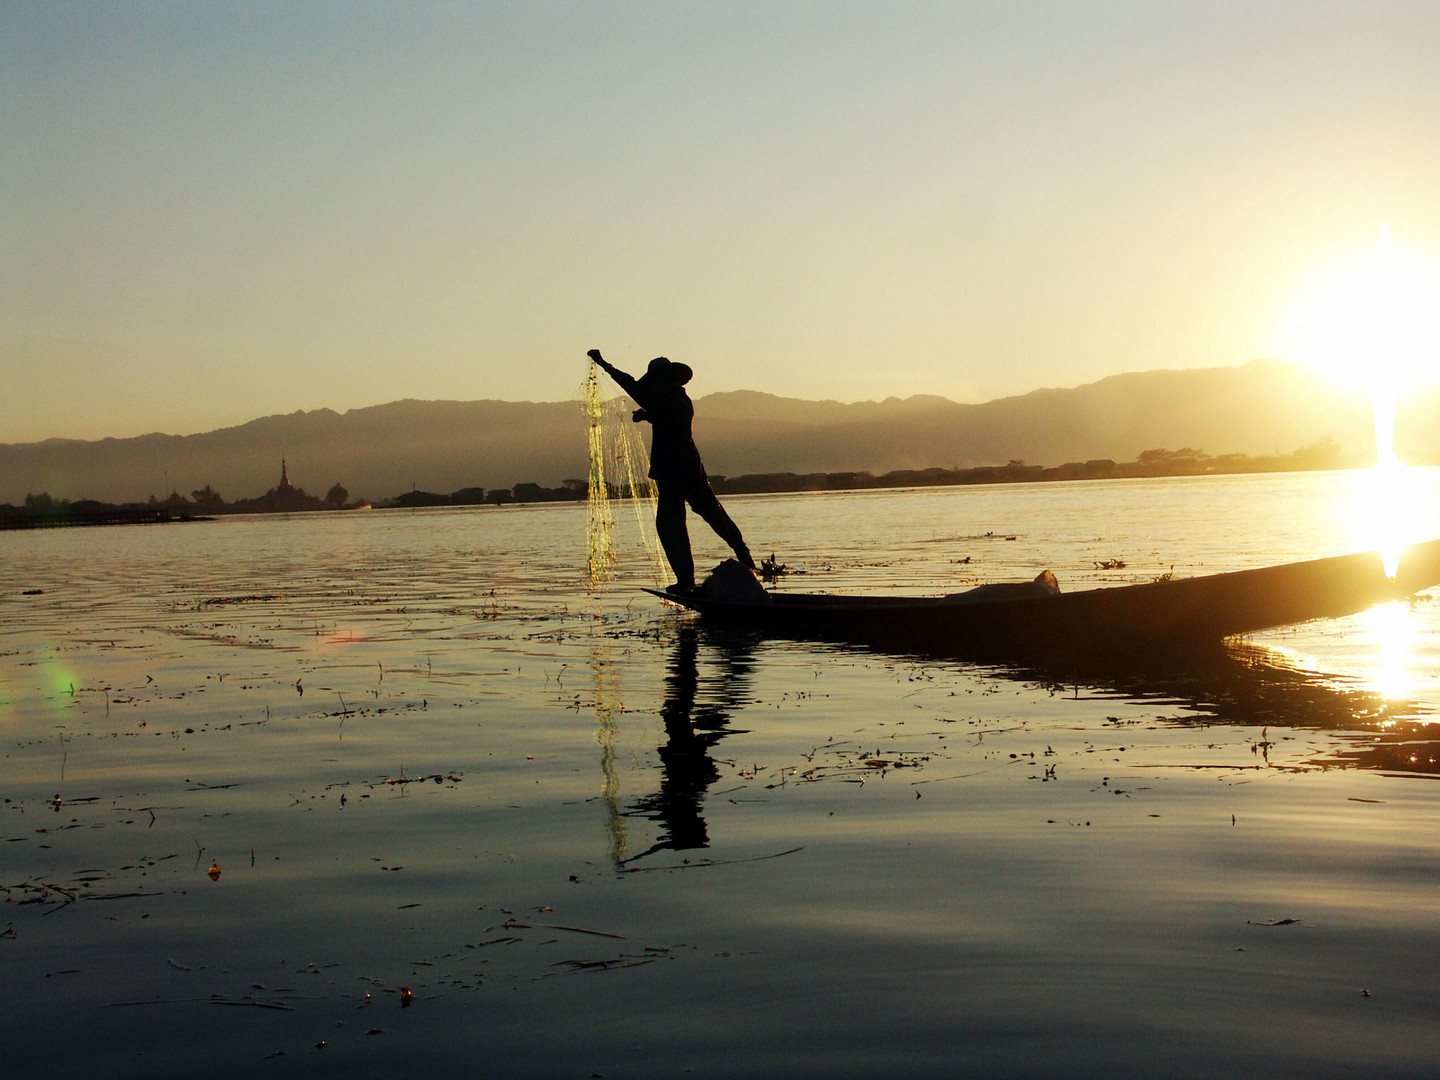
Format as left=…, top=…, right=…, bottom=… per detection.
left=620, top=624, right=756, bottom=864
left=588, top=349, right=753, bottom=590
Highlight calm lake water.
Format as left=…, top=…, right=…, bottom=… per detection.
left=4, top=470, right=1440, bottom=1078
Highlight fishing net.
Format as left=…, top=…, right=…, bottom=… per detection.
left=582, top=362, right=665, bottom=588
left=588, top=643, right=629, bottom=863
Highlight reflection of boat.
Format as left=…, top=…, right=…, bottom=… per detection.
left=649, top=539, right=1440, bottom=658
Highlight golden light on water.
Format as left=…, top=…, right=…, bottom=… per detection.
left=1259, top=596, right=1420, bottom=702
left=1344, top=459, right=1435, bottom=699
left=1364, top=459, right=1420, bottom=579
left=1275, top=226, right=1440, bottom=697
left=1361, top=601, right=1416, bottom=702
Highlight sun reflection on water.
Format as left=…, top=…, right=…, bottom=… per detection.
left=1363, top=460, right=1421, bottom=579
left=1278, top=223, right=1440, bottom=579
left=1337, top=463, right=1429, bottom=699
left=1361, top=600, right=1417, bottom=701
left=1248, top=604, right=1418, bottom=705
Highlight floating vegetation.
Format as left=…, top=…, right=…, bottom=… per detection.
left=777, top=744, right=936, bottom=785
left=758, top=554, right=789, bottom=582
left=380, top=772, right=463, bottom=787
left=926, top=532, right=1019, bottom=543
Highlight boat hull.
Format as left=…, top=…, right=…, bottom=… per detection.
left=648, top=538, right=1440, bottom=658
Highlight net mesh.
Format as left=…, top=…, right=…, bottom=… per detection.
left=582, top=362, right=664, bottom=588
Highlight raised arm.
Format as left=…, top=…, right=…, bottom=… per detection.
left=587, top=348, right=643, bottom=400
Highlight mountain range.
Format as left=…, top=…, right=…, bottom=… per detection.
left=4, top=359, right=1436, bottom=506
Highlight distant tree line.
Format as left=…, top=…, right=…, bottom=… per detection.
left=0, top=438, right=1354, bottom=529
left=384, top=438, right=1350, bottom=504
left=386, top=479, right=586, bottom=508
left=707, top=439, right=1347, bottom=495
left=0, top=473, right=590, bottom=528
left=165, top=481, right=352, bottom=514
left=0, top=470, right=354, bottom=529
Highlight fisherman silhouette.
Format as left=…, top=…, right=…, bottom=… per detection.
left=588, top=348, right=755, bottom=592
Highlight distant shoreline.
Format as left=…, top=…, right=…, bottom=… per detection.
left=708, top=445, right=1360, bottom=496
left=0, top=505, right=212, bottom=531
left=4, top=442, right=1386, bottom=529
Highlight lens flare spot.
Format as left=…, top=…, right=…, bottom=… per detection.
left=37, top=656, right=82, bottom=705
left=319, top=628, right=366, bottom=648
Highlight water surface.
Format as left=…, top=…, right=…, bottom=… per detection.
left=3, top=471, right=1440, bottom=1078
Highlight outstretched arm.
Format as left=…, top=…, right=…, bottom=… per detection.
left=586, top=348, right=643, bottom=400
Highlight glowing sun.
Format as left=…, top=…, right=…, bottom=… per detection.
left=1275, top=225, right=1440, bottom=461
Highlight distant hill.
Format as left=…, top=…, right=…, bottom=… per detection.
left=3, top=359, right=1435, bottom=505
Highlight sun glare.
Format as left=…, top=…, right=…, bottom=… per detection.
left=1276, top=226, right=1440, bottom=579
left=1360, top=600, right=1417, bottom=702
left=1361, top=456, right=1424, bottom=578
left=1275, top=226, right=1440, bottom=419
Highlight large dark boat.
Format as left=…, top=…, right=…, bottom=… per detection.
left=649, top=539, right=1440, bottom=658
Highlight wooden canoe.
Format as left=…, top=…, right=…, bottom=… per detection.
left=647, top=538, right=1440, bottom=658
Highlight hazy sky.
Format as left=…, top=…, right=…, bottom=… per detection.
left=5, top=1, right=1440, bottom=443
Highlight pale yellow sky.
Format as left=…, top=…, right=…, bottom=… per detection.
left=5, top=2, right=1440, bottom=443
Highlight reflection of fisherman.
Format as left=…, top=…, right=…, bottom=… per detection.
left=587, top=348, right=755, bottom=593
left=622, top=625, right=753, bottom=863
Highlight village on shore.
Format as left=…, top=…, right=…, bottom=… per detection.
left=0, top=439, right=1356, bottom=530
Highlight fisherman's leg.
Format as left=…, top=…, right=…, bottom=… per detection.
left=686, top=482, right=755, bottom=570
left=655, top=485, right=696, bottom=590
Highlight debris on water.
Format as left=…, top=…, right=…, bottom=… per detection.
left=1246, top=917, right=1301, bottom=926
left=551, top=954, right=658, bottom=972
left=380, top=772, right=462, bottom=787
left=618, top=847, right=803, bottom=874
left=503, top=920, right=624, bottom=940
left=759, top=554, right=789, bottom=582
